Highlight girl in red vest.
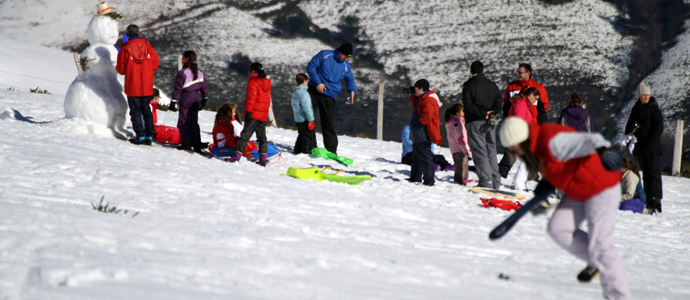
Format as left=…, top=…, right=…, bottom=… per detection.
left=499, top=117, right=630, bottom=300
left=228, top=62, right=272, bottom=166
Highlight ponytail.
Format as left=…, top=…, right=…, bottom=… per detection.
left=443, top=103, right=464, bottom=123
left=182, top=51, right=199, bottom=80
left=249, top=62, right=267, bottom=78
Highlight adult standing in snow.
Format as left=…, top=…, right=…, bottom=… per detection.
left=462, top=61, right=502, bottom=189
left=116, top=24, right=160, bottom=145
left=406, top=79, right=442, bottom=186
left=625, top=83, right=663, bottom=214
left=558, top=93, right=595, bottom=132
left=499, top=63, right=549, bottom=178
left=169, top=51, right=209, bottom=153
left=306, top=42, right=357, bottom=155
left=499, top=117, right=630, bottom=300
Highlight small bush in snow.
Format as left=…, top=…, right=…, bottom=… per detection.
left=91, top=196, right=139, bottom=217
left=29, top=87, right=50, bottom=94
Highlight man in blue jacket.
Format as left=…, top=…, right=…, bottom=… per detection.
left=306, top=42, right=357, bottom=155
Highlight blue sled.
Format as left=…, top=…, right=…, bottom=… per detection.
left=211, top=143, right=281, bottom=159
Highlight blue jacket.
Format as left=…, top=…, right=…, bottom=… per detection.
left=291, top=85, right=314, bottom=123
left=306, top=49, right=357, bottom=99
left=402, top=125, right=435, bottom=157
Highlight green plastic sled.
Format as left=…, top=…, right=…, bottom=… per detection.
left=311, top=148, right=353, bottom=166
left=283, top=167, right=371, bottom=185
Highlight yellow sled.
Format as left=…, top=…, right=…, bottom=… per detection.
left=283, top=167, right=372, bottom=185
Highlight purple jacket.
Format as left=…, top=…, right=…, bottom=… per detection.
left=558, top=105, right=594, bottom=132
left=172, top=68, right=209, bottom=103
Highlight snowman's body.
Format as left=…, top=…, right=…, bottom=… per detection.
left=64, top=16, right=128, bottom=134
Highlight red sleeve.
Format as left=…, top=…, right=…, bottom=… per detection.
left=419, top=99, right=442, bottom=145
left=245, top=80, right=259, bottom=114
left=148, top=42, right=160, bottom=71
left=116, top=47, right=127, bottom=75
left=538, top=84, right=548, bottom=112
left=150, top=102, right=159, bottom=125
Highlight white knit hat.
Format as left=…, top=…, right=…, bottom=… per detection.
left=499, top=117, right=530, bottom=148
left=638, top=82, right=651, bottom=97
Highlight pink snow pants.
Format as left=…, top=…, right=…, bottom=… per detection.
left=547, top=184, right=631, bottom=300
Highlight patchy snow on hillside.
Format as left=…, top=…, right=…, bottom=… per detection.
left=299, top=0, right=633, bottom=95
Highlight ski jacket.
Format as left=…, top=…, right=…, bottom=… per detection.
left=625, top=97, right=663, bottom=156
left=446, top=115, right=470, bottom=155
left=529, top=123, right=621, bottom=201
left=558, top=105, right=594, bottom=132
left=306, top=49, right=357, bottom=99
left=116, top=38, right=159, bottom=97
left=503, top=78, right=549, bottom=112
left=462, top=74, right=502, bottom=123
left=244, top=76, right=272, bottom=122
left=409, top=90, right=442, bottom=145
left=508, top=95, right=533, bottom=123
left=154, top=125, right=181, bottom=145
left=291, top=85, right=314, bottom=123
left=172, top=67, right=209, bottom=103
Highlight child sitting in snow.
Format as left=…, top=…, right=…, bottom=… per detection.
left=209, top=103, right=257, bottom=157
left=444, top=103, right=472, bottom=185
left=620, top=157, right=647, bottom=213
left=291, top=73, right=316, bottom=155
left=149, top=89, right=181, bottom=145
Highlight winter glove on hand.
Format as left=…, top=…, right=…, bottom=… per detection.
left=534, top=179, right=555, bottom=197
left=308, top=120, right=315, bottom=131
left=200, top=98, right=208, bottom=110
left=169, top=101, right=178, bottom=112
left=596, top=147, right=623, bottom=171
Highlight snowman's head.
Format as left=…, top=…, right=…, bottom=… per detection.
left=87, top=16, right=119, bottom=45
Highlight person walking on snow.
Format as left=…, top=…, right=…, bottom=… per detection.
left=306, top=42, right=357, bottom=155
left=406, top=79, right=442, bottom=186
left=116, top=24, right=159, bottom=145
left=291, top=73, right=316, bottom=155
left=462, top=61, right=502, bottom=189
left=169, top=51, right=209, bottom=153
left=499, top=116, right=631, bottom=300
left=228, top=62, right=272, bottom=166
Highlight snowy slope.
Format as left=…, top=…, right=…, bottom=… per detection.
left=2, top=37, right=690, bottom=300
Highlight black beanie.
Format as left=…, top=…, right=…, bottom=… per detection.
left=414, top=79, right=430, bottom=91
left=338, top=43, right=353, bottom=57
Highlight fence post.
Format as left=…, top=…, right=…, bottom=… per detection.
left=672, top=119, right=684, bottom=176
left=377, top=83, right=385, bottom=140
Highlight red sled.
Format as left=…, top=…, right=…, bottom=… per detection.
left=479, top=197, right=523, bottom=211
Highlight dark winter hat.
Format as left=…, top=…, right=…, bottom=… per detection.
left=338, top=43, right=353, bottom=57
left=414, top=79, right=430, bottom=91
left=126, top=24, right=140, bottom=38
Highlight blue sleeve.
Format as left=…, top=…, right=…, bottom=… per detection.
left=344, top=62, right=357, bottom=94
left=301, top=91, right=314, bottom=122
left=306, top=51, right=325, bottom=86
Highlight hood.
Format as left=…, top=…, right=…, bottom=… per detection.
left=251, top=77, right=272, bottom=92
left=562, top=105, right=588, bottom=121
left=124, top=39, right=149, bottom=64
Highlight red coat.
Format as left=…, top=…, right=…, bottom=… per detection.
left=503, top=78, right=549, bottom=112
left=410, top=91, right=442, bottom=145
left=244, top=77, right=272, bottom=122
left=211, top=120, right=257, bottom=156
left=530, top=123, right=620, bottom=201
left=116, top=38, right=159, bottom=97
left=508, top=95, right=533, bottom=123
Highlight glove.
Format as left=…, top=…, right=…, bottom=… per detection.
left=534, top=179, right=555, bottom=197
left=200, top=98, right=208, bottom=110
left=596, top=147, right=623, bottom=171
left=308, top=120, right=315, bottom=131
left=169, top=101, right=178, bottom=112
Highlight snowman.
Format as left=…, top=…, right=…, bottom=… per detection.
left=64, top=2, right=128, bottom=137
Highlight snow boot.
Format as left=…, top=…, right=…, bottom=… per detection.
left=177, top=143, right=192, bottom=151
left=258, top=154, right=268, bottom=167
left=577, top=266, right=599, bottom=283
left=129, top=137, right=146, bottom=145
left=143, top=136, right=152, bottom=146
left=227, top=152, right=242, bottom=163
left=646, top=198, right=662, bottom=214
left=193, top=143, right=203, bottom=154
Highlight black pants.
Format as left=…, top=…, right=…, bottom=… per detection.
left=127, top=96, right=154, bottom=138
left=636, top=153, right=663, bottom=201
left=294, top=121, right=316, bottom=155
left=498, top=149, right=515, bottom=178
left=236, top=117, right=268, bottom=154
left=403, top=152, right=450, bottom=168
left=308, top=86, right=338, bottom=154
left=410, top=142, right=435, bottom=184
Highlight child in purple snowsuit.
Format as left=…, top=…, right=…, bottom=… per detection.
left=170, top=51, right=209, bottom=153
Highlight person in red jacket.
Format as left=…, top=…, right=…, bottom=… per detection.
left=116, top=24, right=160, bottom=145
left=228, top=62, right=272, bottom=166
left=149, top=89, right=181, bottom=145
left=499, top=117, right=630, bottom=300
left=209, top=103, right=257, bottom=157
left=406, top=79, right=442, bottom=186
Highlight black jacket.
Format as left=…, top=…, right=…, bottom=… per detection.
left=462, top=74, right=502, bottom=123
left=625, top=97, right=663, bottom=156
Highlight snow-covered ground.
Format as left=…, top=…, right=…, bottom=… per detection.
left=1, top=37, right=690, bottom=300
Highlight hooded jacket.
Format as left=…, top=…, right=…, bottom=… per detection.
left=244, top=76, right=272, bottom=122
left=625, top=97, right=663, bottom=156
left=445, top=115, right=470, bottom=155
left=291, top=85, right=314, bottom=123
left=558, top=105, right=594, bottom=132
left=409, top=90, right=442, bottom=145
left=508, top=95, right=533, bottom=123
left=306, top=49, right=357, bottom=99
left=116, top=38, right=159, bottom=97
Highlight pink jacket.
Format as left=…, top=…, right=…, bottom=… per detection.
left=445, top=115, right=470, bottom=155
left=508, top=95, right=533, bottom=123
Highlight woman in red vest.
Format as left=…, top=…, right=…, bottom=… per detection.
left=499, top=117, right=630, bottom=300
